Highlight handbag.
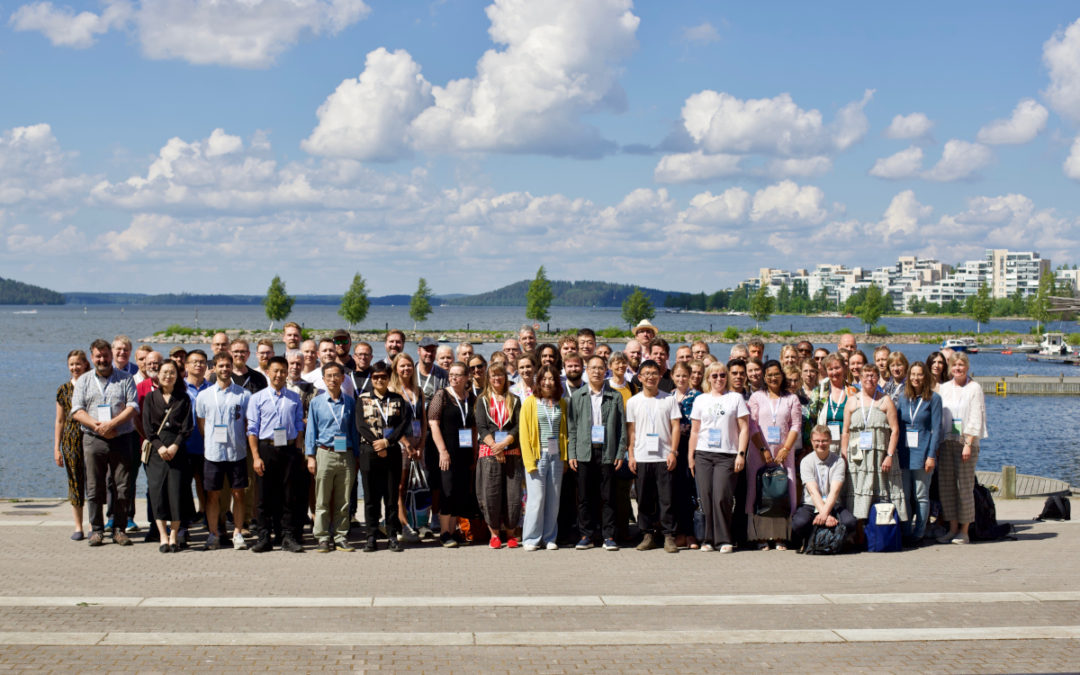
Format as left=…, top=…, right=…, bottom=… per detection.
left=405, top=460, right=432, bottom=530
left=754, top=465, right=790, bottom=517
left=141, top=405, right=171, bottom=464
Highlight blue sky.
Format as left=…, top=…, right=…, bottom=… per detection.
left=2, top=0, right=1079, bottom=296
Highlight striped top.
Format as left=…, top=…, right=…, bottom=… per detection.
left=537, top=399, right=561, bottom=447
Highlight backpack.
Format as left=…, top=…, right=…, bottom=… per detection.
left=1035, top=492, right=1071, bottom=521
left=405, top=461, right=432, bottom=531
left=754, top=465, right=790, bottom=517
left=803, top=521, right=848, bottom=555
left=970, top=480, right=1014, bottom=541
left=865, top=503, right=902, bottom=552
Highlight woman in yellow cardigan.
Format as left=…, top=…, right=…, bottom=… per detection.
left=519, top=365, right=569, bottom=551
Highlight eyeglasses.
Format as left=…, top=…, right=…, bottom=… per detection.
left=709, top=373, right=727, bottom=379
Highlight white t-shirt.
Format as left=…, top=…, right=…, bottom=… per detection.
left=689, top=392, right=749, bottom=454
left=625, top=390, right=680, bottom=463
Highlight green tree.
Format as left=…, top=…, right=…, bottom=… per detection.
left=748, top=285, right=774, bottom=329
left=1028, top=271, right=1054, bottom=333
left=776, top=282, right=791, bottom=313
left=262, top=275, right=294, bottom=330
left=970, top=282, right=992, bottom=333
left=855, top=283, right=885, bottom=334
left=621, top=287, right=655, bottom=326
left=525, top=265, right=554, bottom=322
left=409, top=277, right=434, bottom=328
left=338, top=273, right=370, bottom=328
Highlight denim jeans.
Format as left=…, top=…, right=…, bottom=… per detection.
left=902, top=467, right=932, bottom=539
left=523, top=454, right=563, bottom=547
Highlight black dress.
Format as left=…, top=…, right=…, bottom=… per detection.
left=425, top=388, right=476, bottom=517
left=142, top=388, right=193, bottom=522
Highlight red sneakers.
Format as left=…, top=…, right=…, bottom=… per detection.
left=505, top=537, right=519, bottom=549
left=489, top=535, right=502, bottom=549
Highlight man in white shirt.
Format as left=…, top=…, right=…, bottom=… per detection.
left=304, top=338, right=356, bottom=399
left=625, top=360, right=681, bottom=553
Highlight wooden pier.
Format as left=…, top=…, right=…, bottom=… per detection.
left=976, top=469, right=1074, bottom=497
left=973, top=375, right=1080, bottom=396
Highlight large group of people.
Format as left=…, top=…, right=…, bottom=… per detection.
left=53, top=321, right=988, bottom=553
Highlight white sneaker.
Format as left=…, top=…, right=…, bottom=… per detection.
left=700, top=543, right=714, bottom=552
left=719, top=544, right=734, bottom=554
left=523, top=544, right=539, bottom=552
left=951, top=534, right=970, bottom=545
left=545, top=541, right=559, bottom=551
left=232, top=532, right=247, bottom=550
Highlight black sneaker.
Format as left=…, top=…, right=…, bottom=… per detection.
left=440, top=532, right=458, bottom=548
left=250, top=538, right=272, bottom=553
left=363, top=536, right=378, bottom=553
left=282, top=538, right=305, bottom=553
left=387, top=537, right=403, bottom=553
left=316, top=540, right=331, bottom=553
left=575, top=537, right=594, bottom=550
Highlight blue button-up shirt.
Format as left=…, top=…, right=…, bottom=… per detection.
left=304, top=391, right=359, bottom=457
left=184, top=379, right=210, bottom=455
left=246, top=386, right=303, bottom=443
left=197, top=382, right=252, bottom=462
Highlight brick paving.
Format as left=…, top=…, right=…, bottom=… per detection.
left=0, top=496, right=1077, bottom=672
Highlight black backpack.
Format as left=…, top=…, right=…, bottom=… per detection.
left=1035, top=492, right=1071, bottom=521
left=803, top=521, right=848, bottom=555
left=970, top=480, right=1014, bottom=541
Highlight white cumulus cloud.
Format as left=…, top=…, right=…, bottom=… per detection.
left=653, top=151, right=742, bottom=183
left=764, top=156, right=833, bottom=178
left=873, top=190, right=932, bottom=242
left=749, top=180, right=828, bottom=224
left=1066, top=136, right=1080, bottom=181
left=1043, top=17, right=1080, bottom=124
left=922, top=139, right=993, bottom=182
left=305, top=0, right=639, bottom=160
left=884, top=112, right=934, bottom=140
left=10, top=0, right=370, bottom=67
left=0, top=123, right=94, bottom=205
left=869, top=146, right=923, bottom=179
left=976, top=98, right=1048, bottom=145
left=683, top=22, right=720, bottom=44
left=302, top=48, right=433, bottom=161
left=9, top=0, right=131, bottom=48
left=680, top=89, right=873, bottom=157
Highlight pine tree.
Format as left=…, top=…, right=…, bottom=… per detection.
left=262, top=275, right=294, bottom=330
left=526, top=266, right=554, bottom=323
left=339, top=273, right=370, bottom=328
left=409, top=277, right=434, bottom=329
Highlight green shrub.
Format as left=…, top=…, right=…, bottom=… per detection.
left=597, top=326, right=631, bottom=339
left=869, top=325, right=890, bottom=336
left=722, top=326, right=740, bottom=340
left=160, top=324, right=197, bottom=336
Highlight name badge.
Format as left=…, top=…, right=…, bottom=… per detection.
left=591, top=425, right=605, bottom=444
left=707, top=428, right=723, bottom=448
left=333, top=434, right=347, bottom=452
left=828, top=422, right=841, bottom=441
left=906, top=430, right=919, bottom=448
left=546, top=437, right=560, bottom=456
left=858, top=431, right=873, bottom=450
left=644, top=433, right=660, bottom=454
left=766, top=425, right=781, bottom=444
left=96, top=404, right=113, bottom=422
left=411, top=420, right=421, bottom=437
left=457, top=429, right=472, bottom=448
left=494, top=431, right=509, bottom=444
left=951, top=418, right=962, bottom=435
left=213, top=425, right=228, bottom=443
left=273, top=427, right=287, bottom=446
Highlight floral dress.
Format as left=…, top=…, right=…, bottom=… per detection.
left=56, top=381, right=85, bottom=506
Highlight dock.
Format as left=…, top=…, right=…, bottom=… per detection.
left=974, top=375, right=1080, bottom=396
left=976, top=469, right=1075, bottom=497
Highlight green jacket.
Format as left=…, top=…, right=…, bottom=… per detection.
left=566, top=384, right=627, bottom=463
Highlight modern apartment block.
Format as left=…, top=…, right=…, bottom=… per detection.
left=742, top=249, right=1051, bottom=311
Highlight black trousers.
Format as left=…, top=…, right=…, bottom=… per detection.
left=361, top=450, right=403, bottom=537
left=635, top=462, right=675, bottom=536
left=256, top=442, right=307, bottom=542
left=673, top=437, right=697, bottom=536
left=791, top=503, right=857, bottom=542
left=576, top=456, right=616, bottom=541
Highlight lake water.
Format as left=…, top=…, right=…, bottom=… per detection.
left=4, top=304, right=1079, bottom=497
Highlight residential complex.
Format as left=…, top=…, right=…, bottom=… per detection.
left=748, top=249, right=1054, bottom=311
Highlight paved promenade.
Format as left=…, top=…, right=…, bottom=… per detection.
left=1, top=496, right=1078, bottom=673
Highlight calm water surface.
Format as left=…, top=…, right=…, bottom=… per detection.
left=3, top=304, right=1078, bottom=497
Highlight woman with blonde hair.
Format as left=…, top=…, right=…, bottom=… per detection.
left=936, top=353, right=987, bottom=544
left=390, top=353, right=426, bottom=540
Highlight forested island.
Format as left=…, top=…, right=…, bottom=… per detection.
left=0, top=277, right=65, bottom=305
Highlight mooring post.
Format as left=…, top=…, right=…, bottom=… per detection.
left=1001, top=465, right=1017, bottom=500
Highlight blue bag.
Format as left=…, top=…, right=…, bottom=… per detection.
left=865, top=502, right=902, bottom=552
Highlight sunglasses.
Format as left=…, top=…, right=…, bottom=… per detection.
left=469, top=364, right=486, bottom=371
left=709, top=373, right=727, bottom=379
left=371, top=374, right=390, bottom=381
